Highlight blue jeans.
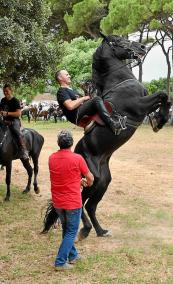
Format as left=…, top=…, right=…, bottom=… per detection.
left=55, top=208, right=82, bottom=267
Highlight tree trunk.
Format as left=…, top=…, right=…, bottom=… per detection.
left=155, top=31, right=171, bottom=98
left=138, top=63, right=143, bottom=83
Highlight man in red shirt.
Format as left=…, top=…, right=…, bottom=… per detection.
left=49, top=130, right=94, bottom=270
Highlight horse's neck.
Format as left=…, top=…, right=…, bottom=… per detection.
left=93, top=63, right=135, bottom=97
left=104, top=68, right=135, bottom=90
left=0, top=127, right=12, bottom=148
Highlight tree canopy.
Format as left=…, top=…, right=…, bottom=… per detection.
left=64, top=0, right=106, bottom=38
left=57, top=36, right=100, bottom=88
left=0, top=0, right=58, bottom=84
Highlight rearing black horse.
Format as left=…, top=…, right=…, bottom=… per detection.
left=0, top=115, right=44, bottom=201
left=42, top=34, right=170, bottom=238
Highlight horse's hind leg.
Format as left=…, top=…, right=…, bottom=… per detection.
left=32, top=155, right=40, bottom=194
left=85, top=164, right=112, bottom=237
left=85, top=194, right=110, bottom=237
left=78, top=206, right=92, bottom=241
left=4, top=162, right=12, bottom=201
left=20, top=159, right=33, bottom=194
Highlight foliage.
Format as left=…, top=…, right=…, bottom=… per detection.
left=13, top=80, right=46, bottom=103
left=47, top=0, right=81, bottom=42
left=56, top=36, right=101, bottom=89
left=144, top=78, right=167, bottom=94
left=144, top=77, right=173, bottom=96
left=48, top=0, right=109, bottom=39
left=100, top=0, right=173, bottom=37
left=0, top=0, right=59, bottom=84
left=64, top=0, right=105, bottom=38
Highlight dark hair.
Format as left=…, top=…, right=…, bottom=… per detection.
left=3, top=83, right=12, bottom=90
left=57, top=130, right=73, bottom=149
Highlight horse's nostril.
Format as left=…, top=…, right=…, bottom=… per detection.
left=141, top=45, right=145, bottom=49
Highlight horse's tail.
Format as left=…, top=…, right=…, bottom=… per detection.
left=41, top=200, right=59, bottom=234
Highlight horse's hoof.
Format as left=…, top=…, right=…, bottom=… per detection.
left=78, top=227, right=92, bottom=241
left=97, top=230, right=112, bottom=237
left=4, top=197, right=10, bottom=202
left=22, top=189, right=30, bottom=194
left=102, top=230, right=112, bottom=237
left=34, top=187, right=40, bottom=194
left=77, top=233, right=85, bottom=242
left=40, top=230, right=48, bottom=235
left=153, top=127, right=159, bottom=132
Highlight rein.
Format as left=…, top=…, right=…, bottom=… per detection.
left=0, top=130, right=8, bottom=148
left=101, top=79, right=136, bottom=98
left=109, top=48, right=141, bottom=72
left=0, top=115, right=8, bottom=148
left=102, top=79, right=143, bottom=129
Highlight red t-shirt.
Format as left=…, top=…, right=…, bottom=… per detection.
left=49, top=149, right=89, bottom=209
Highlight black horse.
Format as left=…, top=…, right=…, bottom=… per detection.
left=0, top=116, right=44, bottom=201
left=42, top=34, right=170, bottom=238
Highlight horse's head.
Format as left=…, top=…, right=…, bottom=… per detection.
left=99, top=32, right=146, bottom=62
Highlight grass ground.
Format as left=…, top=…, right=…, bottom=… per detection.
left=0, top=122, right=173, bottom=283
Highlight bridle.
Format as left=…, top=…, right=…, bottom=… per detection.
left=100, top=32, right=144, bottom=70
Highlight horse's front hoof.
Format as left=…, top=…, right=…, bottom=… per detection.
left=159, top=91, right=168, bottom=102
left=153, top=127, right=159, bottom=132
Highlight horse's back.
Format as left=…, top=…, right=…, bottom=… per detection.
left=22, top=128, right=44, bottom=155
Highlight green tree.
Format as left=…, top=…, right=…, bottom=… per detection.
left=13, top=80, right=45, bottom=103
left=48, top=0, right=80, bottom=40
left=144, top=77, right=167, bottom=94
left=0, top=0, right=58, bottom=84
left=56, top=36, right=100, bottom=88
left=64, top=0, right=106, bottom=38
left=47, top=0, right=110, bottom=40
left=100, top=0, right=173, bottom=95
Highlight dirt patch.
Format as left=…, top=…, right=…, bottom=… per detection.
left=1, top=123, right=173, bottom=283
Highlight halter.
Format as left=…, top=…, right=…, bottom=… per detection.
left=100, top=32, right=143, bottom=71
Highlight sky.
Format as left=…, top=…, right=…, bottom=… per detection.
left=133, top=40, right=173, bottom=82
